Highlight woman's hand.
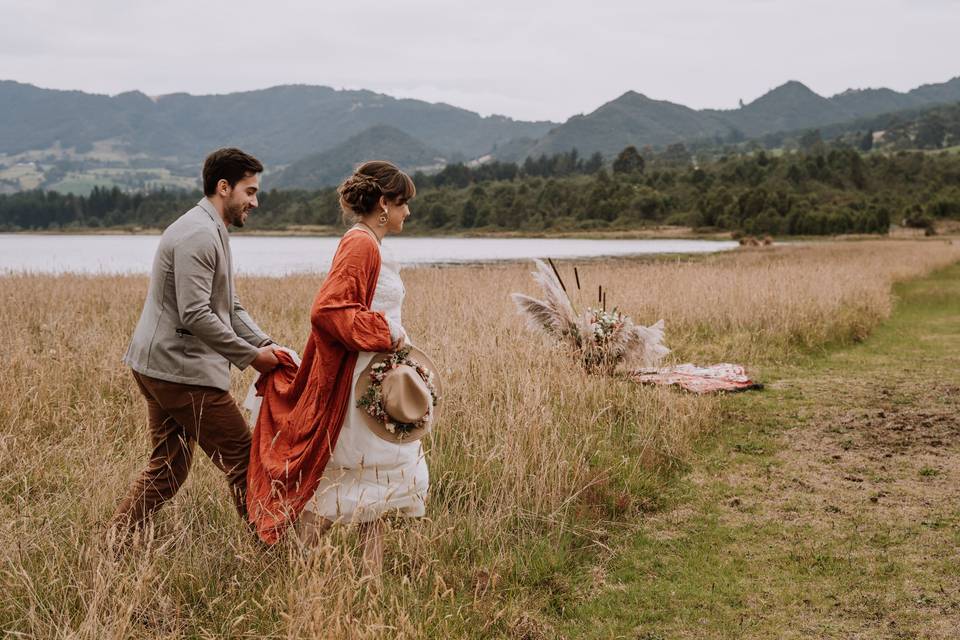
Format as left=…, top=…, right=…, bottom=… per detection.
left=391, top=328, right=407, bottom=351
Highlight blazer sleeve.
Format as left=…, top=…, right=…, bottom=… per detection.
left=310, top=233, right=393, bottom=353
left=173, top=229, right=260, bottom=368
left=232, top=293, right=272, bottom=347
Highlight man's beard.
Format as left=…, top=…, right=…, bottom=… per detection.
left=224, top=200, right=247, bottom=227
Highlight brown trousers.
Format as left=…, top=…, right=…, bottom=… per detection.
left=111, top=370, right=251, bottom=533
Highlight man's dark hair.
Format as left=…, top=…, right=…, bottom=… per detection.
left=202, top=148, right=264, bottom=196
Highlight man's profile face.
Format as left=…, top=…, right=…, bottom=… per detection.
left=221, top=173, right=260, bottom=227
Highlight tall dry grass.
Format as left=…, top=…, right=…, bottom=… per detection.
left=1, top=239, right=958, bottom=638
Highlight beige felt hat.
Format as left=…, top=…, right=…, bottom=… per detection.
left=355, top=345, right=443, bottom=443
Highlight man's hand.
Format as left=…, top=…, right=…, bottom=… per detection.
left=251, top=345, right=280, bottom=373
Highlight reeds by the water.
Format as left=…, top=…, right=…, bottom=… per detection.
left=1, top=239, right=958, bottom=638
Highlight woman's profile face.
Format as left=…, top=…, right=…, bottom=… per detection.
left=384, top=199, right=411, bottom=234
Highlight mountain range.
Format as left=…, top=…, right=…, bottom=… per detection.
left=530, top=77, right=960, bottom=156
left=0, top=81, right=553, bottom=166
left=1, top=75, right=959, bottom=191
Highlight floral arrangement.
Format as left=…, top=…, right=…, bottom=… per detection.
left=511, top=259, right=669, bottom=375
left=356, top=348, right=439, bottom=437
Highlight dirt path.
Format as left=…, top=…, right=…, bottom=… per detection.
left=562, top=264, right=960, bottom=639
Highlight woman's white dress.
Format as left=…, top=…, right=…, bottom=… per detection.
left=301, top=236, right=428, bottom=523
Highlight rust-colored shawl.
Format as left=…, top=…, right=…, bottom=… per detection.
left=247, top=230, right=393, bottom=544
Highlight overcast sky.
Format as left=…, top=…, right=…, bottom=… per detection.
left=1, top=0, right=958, bottom=122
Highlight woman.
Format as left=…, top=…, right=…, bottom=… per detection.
left=247, top=161, right=424, bottom=574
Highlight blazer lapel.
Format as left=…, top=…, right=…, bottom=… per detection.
left=198, top=198, right=234, bottom=302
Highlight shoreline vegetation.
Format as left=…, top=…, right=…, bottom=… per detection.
left=4, top=224, right=947, bottom=249
left=3, top=224, right=735, bottom=240
left=3, top=148, right=960, bottom=238
left=2, top=239, right=960, bottom=637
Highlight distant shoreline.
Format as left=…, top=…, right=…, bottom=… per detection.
left=2, top=225, right=734, bottom=241
left=5, top=227, right=952, bottom=243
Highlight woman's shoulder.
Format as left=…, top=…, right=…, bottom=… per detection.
left=340, top=228, right=381, bottom=254
left=331, top=228, right=381, bottom=273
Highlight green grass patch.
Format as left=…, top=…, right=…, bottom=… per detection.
left=556, top=262, right=960, bottom=638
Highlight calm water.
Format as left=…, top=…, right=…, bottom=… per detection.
left=0, top=234, right=737, bottom=276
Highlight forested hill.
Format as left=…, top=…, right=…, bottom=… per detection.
left=3, top=75, right=960, bottom=195
left=521, top=77, right=960, bottom=157
left=3, top=148, right=958, bottom=236
left=0, top=81, right=555, bottom=164
left=270, top=125, right=444, bottom=190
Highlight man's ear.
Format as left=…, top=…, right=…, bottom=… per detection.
left=217, top=178, right=231, bottom=196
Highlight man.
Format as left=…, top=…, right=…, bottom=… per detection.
left=111, top=147, right=279, bottom=537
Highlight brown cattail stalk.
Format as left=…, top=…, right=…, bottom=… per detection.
left=546, top=258, right=567, bottom=293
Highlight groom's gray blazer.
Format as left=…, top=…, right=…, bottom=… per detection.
left=124, top=198, right=271, bottom=391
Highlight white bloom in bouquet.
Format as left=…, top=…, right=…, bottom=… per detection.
left=511, top=259, right=669, bottom=374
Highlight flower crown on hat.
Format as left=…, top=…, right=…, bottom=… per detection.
left=356, top=347, right=439, bottom=438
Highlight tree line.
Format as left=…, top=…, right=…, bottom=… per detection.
left=2, top=146, right=959, bottom=236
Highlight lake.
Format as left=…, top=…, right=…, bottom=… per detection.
left=0, top=234, right=738, bottom=276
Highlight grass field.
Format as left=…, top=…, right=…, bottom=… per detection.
left=560, top=261, right=960, bottom=638
left=0, top=162, right=44, bottom=191
left=45, top=168, right=198, bottom=196
left=1, top=239, right=958, bottom=638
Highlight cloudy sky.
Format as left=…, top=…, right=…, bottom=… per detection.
left=1, top=0, right=957, bottom=122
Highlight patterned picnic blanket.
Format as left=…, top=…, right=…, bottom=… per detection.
left=630, top=363, right=762, bottom=394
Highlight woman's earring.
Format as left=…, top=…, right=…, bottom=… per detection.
left=378, top=208, right=389, bottom=226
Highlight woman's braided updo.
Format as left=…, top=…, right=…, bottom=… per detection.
left=337, top=160, right=416, bottom=224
